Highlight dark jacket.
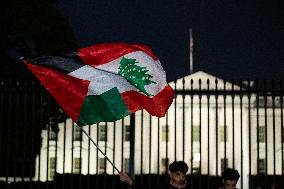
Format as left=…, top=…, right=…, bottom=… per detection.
left=128, top=177, right=191, bottom=189
left=156, top=181, right=191, bottom=189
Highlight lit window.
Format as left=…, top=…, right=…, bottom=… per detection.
left=99, top=125, right=107, bottom=141
left=49, top=127, right=57, bottom=141
left=192, top=161, right=200, bottom=174
left=73, top=158, right=81, bottom=174
left=124, top=125, right=130, bottom=141
left=74, top=126, right=82, bottom=141
left=192, top=153, right=200, bottom=174
left=258, top=159, right=266, bottom=174
left=162, top=125, right=170, bottom=142
left=49, top=157, right=56, bottom=179
left=193, top=153, right=200, bottom=162
left=258, top=126, right=265, bottom=143
left=99, top=158, right=106, bottom=174
left=124, top=158, right=130, bottom=173
left=193, top=125, right=200, bottom=142
left=48, top=117, right=57, bottom=141
left=220, top=125, right=228, bottom=142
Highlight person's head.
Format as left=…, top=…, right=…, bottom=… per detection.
left=221, top=168, right=240, bottom=189
left=169, top=161, right=188, bottom=185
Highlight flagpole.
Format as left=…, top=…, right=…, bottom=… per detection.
left=189, top=28, right=193, bottom=74
left=78, top=126, right=121, bottom=173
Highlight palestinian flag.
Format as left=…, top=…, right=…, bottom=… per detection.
left=23, top=43, right=174, bottom=126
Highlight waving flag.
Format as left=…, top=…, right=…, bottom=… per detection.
left=23, top=43, right=174, bottom=126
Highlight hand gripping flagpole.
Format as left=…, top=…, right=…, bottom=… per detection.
left=77, top=125, right=121, bottom=173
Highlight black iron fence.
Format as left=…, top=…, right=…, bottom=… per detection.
left=0, top=77, right=284, bottom=189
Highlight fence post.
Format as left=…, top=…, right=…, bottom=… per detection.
left=129, top=113, right=135, bottom=177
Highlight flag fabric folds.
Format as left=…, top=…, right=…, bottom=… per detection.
left=24, top=43, right=174, bottom=126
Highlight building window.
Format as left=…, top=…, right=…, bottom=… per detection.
left=192, top=167, right=200, bottom=174
left=258, top=159, right=266, bottom=174
left=161, top=158, right=169, bottom=168
left=192, top=161, right=200, bottom=174
left=48, top=117, right=57, bottom=141
left=220, top=125, right=228, bottom=142
left=124, top=158, right=130, bottom=173
left=73, top=158, right=81, bottom=174
left=49, top=127, right=57, bottom=141
left=99, top=158, right=106, bottom=174
left=99, top=125, right=107, bottom=141
left=162, top=125, right=170, bottom=142
left=49, top=157, right=56, bottom=179
left=124, top=125, right=130, bottom=141
left=258, top=126, right=265, bottom=143
left=258, top=97, right=266, bottom=106
left=193, top=125, right=200, bottom=142
left=192, top=153, right=200, bottom=174
left=193, top=153, right=200, bottom=162
left=74, top=126, right=82, bottom=141
left=221, top=158, right=228, bottom=172
left=161, top=158, right=169, bottom=173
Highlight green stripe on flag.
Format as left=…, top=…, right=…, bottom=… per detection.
left=77, top=87, right=129, bottom=126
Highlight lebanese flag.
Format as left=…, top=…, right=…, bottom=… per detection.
left=23, top=43, right=174, bottom=126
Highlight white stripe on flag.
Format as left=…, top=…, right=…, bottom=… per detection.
left=69, top=51, right=167, bottom=96
left=69, top=65, right=136, bottom=95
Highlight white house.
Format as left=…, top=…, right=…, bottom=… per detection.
left=32, top=71, right=283, bottom=189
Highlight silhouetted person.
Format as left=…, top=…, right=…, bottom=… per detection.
left=220, top=168, right=240, bottom=189
left=119, top=161, right=190, bottom=189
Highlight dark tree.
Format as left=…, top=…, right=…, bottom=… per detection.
left=0, top=0, right=78, bottom=77
left=0, top=0, right=77, bottom=177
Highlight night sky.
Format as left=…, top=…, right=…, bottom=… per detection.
left=58, top=0, right=284, bottom=81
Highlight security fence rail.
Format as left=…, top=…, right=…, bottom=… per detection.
left=0, top=77, right=283, bottom=189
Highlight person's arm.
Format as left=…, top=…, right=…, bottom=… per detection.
left=119, top=172, right=134, bottom=188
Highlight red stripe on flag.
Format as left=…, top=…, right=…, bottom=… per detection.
left=121, top=85, right=174, bottom=117
left=78, top=43, right=159, bottom=67
left=25, top=62, right=89, bottom=122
